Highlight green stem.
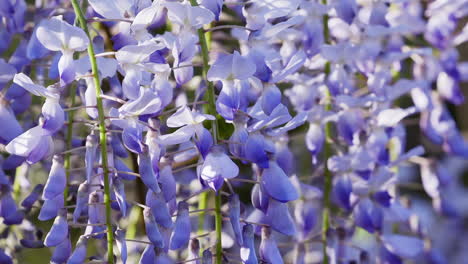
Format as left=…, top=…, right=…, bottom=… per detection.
left=188, top=1, right=222, bottom=262
left=321, top=0, right=332, bottom=263
left=70, top=1, right=114, bottom=263
left=214, top=194, right=223, bottom=264
left=63, top=84, right=77, bottom=205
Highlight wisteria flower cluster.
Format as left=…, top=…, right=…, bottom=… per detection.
left=0, top=0, right=468, bottom=263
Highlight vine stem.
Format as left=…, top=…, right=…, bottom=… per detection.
left=189, top=1, right=222, bottom=263
left=214, top=194, right=223, bottom=263
left=321, top=0, right=332, bottom=263
left=70, top=1, right=114, bottom=263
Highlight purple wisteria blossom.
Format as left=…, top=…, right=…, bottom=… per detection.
left=0, top=0, right=468, bottom=264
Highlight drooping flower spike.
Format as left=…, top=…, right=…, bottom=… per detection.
left=1, top=0, right=467, bottom=263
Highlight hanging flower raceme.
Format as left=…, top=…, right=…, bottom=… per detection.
left=2, top=0, right=468, bottom=263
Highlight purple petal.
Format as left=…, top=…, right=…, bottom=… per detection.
left=382, top=234, right=424, bottom=259
left=261, top=85, right=281, bottom=116
left=245, top=134, right=270, bottom=169
left=261, top=161, right=299, bottom=202
left=305, top=123, right=324, bottom=160
left=200, top=146, right=239, bottom=191
left=195, top=127, right=213, bottom=159
left=265, top=199, right=296, bottom=236
left=251, top=184, right=269, bottom=213
left=58, top=52, right=76, bottom=84
left=333, top=175, right=352, bottom=211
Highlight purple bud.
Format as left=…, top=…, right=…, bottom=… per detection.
left=139, top=245, right=155, bottom=264
left=158, top=164, right=176, bottom=202
left=201, top=249, right=213, bottom=264
left=85, top=191, right=105, bottom=238
left=170, top=201, right=191, bottom=250
left=115, top=228, right=127, bottom=264
left=146, top=189, right=173, bottom=228
left=21, top=184, right=43, bottom=210
left=73, top=183, right=89, bottom=223
left=113, top=177, right=127, bottom=217
left=228, top=194, right=243, bottom=246
left=38, top=193, right=64, bottom=221
left=144, top=207, right=165, bottom=248
left=85, top=133, right=98, bottom=183
left=138, top=144, right=161, bottom=194
left=67, top=236, right=88, bottom=264
left=241, top=224, right=258, bottom=264
left=43, top=155, right=66, bottom=200
left=259, top=226, right=283, bottom=264
left=306, top=123, right=324, bottom=162
left=44, top=209, right=68, bottom=247
left=50, top=236, right=71, bottom=264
